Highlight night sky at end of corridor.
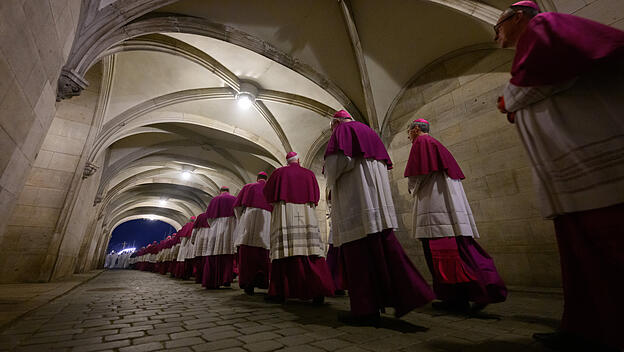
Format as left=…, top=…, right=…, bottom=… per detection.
left=107, top=219, right=176, bottom=253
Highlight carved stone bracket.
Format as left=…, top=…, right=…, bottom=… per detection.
left=56, top=68, right=89, bottom=101
left=83, top=161, right=99, bottom=179
left=93, top=194, right=103, bottom=206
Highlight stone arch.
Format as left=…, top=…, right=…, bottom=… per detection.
left=110, top=216, right=181, bottom=234
left=101, top=34, right=337, bottom=117
left=301, top=129, right=332, bottom=169
left=427, top=0, right=500, bottom=25
left=381, top=43, right=506, bottom=136
left=66, top=14, right=365, bottom=122
left=104, top=183, right=211, bottom=221
left=379, top=45, right=560, bottom=286
left=107, top=206, right=187, bottom=233
left=90, top=110, right=285, bottom=166
left=99, top=166, right=222, bottom=213
left=98, top=141, right=249, bottom=196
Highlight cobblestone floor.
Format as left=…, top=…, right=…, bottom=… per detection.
left=0, top=270, right=563, bottom=352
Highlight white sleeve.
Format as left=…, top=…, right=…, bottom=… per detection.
left=190, top=228, right=197, bottom=244
left=234, top=206, right=243, bottom=219
left=324, top=153, right=355, bottom=192
left=408, top=175, right=427, bottom=196
left=503, top=80, right=575, bottom=112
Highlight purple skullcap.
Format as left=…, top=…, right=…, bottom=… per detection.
left=511, top=1, right=540, bottom=10
left=333, top=110, right=352, bottom=119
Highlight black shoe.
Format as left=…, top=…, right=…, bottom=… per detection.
left=337, top=311, right=381, bottom=327
left=244, top=287, right=254, bottom=296
left=223, top=282, right=231, bottom=287
left=470, top=302, right=488, bottom=313
left=264, top=295, right=285, bottom=304
left=312, top=296, right=325, bottom=305
left=334, top=290, right=346, bottom=296
left=432, top=300, right=470, bottom=312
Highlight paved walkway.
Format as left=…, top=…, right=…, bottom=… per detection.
left=0, top=271, right=103, bottom=330
left=0, top=270, right=562, bottom=352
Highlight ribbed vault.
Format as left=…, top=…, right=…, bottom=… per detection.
left=59, top=0, right=514, bottom=251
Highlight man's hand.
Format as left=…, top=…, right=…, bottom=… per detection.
left=497, top=96, right=507, bottom=113
left=497, top=96, right=515, bottom=124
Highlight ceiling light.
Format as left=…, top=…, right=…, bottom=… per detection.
left=181, top=171, right=191, bottom=180
left=236, top=82, right=258, bottom=110
left=159, top=199, right=167, bottom=206
left=146, top=215, right=156, bottom=221
left=237, top=94, right=253, bottom=109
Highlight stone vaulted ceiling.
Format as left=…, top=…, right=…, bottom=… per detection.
left=67, top=0, right=511, bottom=234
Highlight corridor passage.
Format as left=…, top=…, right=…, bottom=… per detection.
left=0, top=271, right=561, bottom=352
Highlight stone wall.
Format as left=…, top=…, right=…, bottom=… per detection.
left=382, top=48, right=561, bottom=287
left=552, top=0, right=624, bottom=29
left=0, top=64, right=101, bottom=283
left=309, top=154, right=330, bottom=246
left=49, top=153, right=105, bottom=280
left=0, top=0, right=82, bottom=282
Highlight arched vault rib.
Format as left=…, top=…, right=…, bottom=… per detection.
left=107, top=182, right=211, bottom=211
left=427, top=0, right=500, bottom=24
left=380, top=43, right=504, bottom=135
left=96, top=33, right=339, bottom=154
left=150, top=124, right=253, bottom=184
left=69, top=14, right=365, bottom=123
left=108, top=198, right=196, bottom=223
left=64, top=0, right=179, bottom=80
left=98, top=147, right=247, bottom=201
left=89, top=87, right=233, bottom=162
left=98, top=140, right=241, bottom=188
left=90, top=103, right=286, bottom=165
left=110, top=216, right=181, bottom=236
left=302, top=129, right=333, bottom=169
left=91, top=83, right=334, bottom=164
left=100, top=33, right=289, bottom=153
left=104, top=183, right=213, bottom=227
left=107, top=206, right=187, bottom=234
left=99, top=33, right=241, bottom=90
left=98, top=168, right=218, bottom=219
left=101, top=164, right=224, bottom=206
left=103, top=165, right=220, bottom=203
left=63, top=1, right=501, bottom=117
left=105, top=184, right=211, bottom=220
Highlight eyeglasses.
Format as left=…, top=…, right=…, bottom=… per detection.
left=494, top=12, right=517, bottom=35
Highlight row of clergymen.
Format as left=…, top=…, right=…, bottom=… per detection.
left=104, top=251, right=132, bottom=269
left=128, top=109, right=508, bottom=325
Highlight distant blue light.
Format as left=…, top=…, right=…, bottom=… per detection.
left=107, top=219, right=175, bottom=252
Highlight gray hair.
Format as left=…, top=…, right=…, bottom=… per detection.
left=408, top=121, right=430, bottom=133
left=502, top=4, right=539, bottom=20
